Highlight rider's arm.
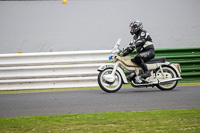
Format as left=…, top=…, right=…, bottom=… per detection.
left=122, top=46, right=134, bottom=56
left=135, top=31, right=146, bottom=48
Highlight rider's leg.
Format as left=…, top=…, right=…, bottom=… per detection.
left=132, top=54, right=151, bottom=79
left=140, top=62, right=151, bottom=78
left=132, top=48, right=155, bottom=79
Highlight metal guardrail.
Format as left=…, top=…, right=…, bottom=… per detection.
left=0, top=50, right=111, bottom=90
left=0, top=47, right=199, bottom=90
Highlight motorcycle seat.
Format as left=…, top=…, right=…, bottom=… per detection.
left=145, top=57, right=166, bottom=64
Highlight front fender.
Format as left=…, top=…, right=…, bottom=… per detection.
left=97, top=64, right=128, bottom=84
left=97, top=64, right=115, bottom=71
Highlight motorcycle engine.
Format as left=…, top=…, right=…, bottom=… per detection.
left=135, top=76, right=143, bottom=84
left=128, top=73, right=143, bottom=84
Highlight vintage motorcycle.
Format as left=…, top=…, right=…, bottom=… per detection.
left=97, top=38, right=182, bottom=93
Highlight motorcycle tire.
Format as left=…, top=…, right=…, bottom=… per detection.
left=98, top=68, right=122, bottom=93
left=155, top=65, right=178, bottom=91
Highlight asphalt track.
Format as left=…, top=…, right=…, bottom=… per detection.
left=0, top=86, right=200, bottom=117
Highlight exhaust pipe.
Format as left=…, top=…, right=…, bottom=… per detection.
left=131, top=77, right=182, bottom=86
left=157, top=77, right=182, bottom=84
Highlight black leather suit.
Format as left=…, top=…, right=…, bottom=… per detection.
left=131, top=29, right=155, bottom=65
left=123, top=29, right=155, bottom=78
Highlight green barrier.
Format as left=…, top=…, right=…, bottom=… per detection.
left=130, top=47, right=200, bottom=83
left=156, top=47, right=200, bottom=82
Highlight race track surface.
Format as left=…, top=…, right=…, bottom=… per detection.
left=0, top=86, right=200, bottom=117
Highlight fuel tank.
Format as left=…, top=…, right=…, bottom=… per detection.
left=116, top=56, right=138, bottom=67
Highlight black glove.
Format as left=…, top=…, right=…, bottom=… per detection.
left=126, top=46, right=134, bottom=52
left=121, top=41, right=136, bottom=56
left=122, top=49, right=130, bottom=56
left=129, top=41, right=136, bottom=49
left=122, top=46, right=134, bottom=56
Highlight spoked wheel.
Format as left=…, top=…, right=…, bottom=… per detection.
left=155, top=66, right=178, bottom=90
left=98, top=68, right=122, bottom=93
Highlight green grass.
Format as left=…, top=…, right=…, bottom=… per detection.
left=0, top=109, right=200, bottom=133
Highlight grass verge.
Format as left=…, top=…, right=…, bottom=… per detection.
left=0, top=109, right=200, bottom=133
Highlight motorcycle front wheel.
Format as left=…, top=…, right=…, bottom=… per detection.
left=98, top=68, right=122, bottom=93
left=155, top=66, right=178, bottom=91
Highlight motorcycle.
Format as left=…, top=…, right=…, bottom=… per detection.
left=97, top=38, right=182, bottom=93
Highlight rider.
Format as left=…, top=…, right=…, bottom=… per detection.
left=123, top=20, right=155, bottom=79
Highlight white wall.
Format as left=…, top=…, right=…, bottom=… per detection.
left=0, top=0, right=200, bottom=54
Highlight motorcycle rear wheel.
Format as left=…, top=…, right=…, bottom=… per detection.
left=98, top=68, right=122, bottom=93
left=155, top=66, right=178, bottom=90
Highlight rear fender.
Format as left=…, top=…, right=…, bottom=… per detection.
left=169, top=63, right=181, bottom=77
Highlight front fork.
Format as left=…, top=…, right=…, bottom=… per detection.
left=111, top=61, right=119, bottom=76
left=102, top=61, right=120, bottom=83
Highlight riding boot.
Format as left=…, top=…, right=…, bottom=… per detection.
left=140, top=63, right=151, bottom=79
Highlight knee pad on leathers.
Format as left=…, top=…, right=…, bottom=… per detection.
left=131, top=54, right=144, bottom=65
